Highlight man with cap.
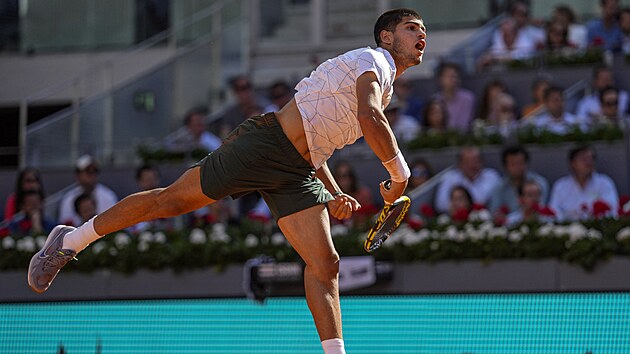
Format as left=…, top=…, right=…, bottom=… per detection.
left=58, top=155, right=118, bottom=226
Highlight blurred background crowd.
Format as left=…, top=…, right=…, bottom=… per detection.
left=1, top=0, right=630, bottom=237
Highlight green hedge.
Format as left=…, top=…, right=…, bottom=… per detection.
left=3, top=217, right=630, bottom=273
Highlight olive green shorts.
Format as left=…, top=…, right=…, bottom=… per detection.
left=196, top=113, right=333, bottom=220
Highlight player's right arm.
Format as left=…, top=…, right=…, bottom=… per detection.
left=355, top=71, right=409, bottom=204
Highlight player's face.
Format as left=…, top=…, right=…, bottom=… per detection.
left=390, top=17, right=426, bottom=68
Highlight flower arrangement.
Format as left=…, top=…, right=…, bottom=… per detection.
left=2, top=212, right=630, bottom=273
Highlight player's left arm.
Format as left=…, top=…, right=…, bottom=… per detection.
left=356, top=71, right=409, bottom=204
left=315, top=162, right=361, bottom=220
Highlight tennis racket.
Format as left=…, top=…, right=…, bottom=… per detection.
left=364, top=180, right=411, bottom=252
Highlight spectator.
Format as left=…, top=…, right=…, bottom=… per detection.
left=7, top=189, right=55, bottom=237
left=447, top=185, right=474, bottom=223
left=208, top=75, right=269, bottom=138
left=621, top=7, right=630, bottom=53
left=434, top=146, right=500, bottom=213
left=384, top=96, right=421, bottom=143
left=408, top=158, right=433, bottom=192
left=263, top=80, right=294, bottom=113
left=128, top=164, right=173, bottom=232
left=421, top=98, right=449, bottom=133
left=488, top=146, right=549, bottom=215
left=505, top=179, right=555, bottom=226
left=586, top=0, right=622, bottom=51
left=593, top=86, right=630, bottom=125
left=407, top=158, right=434, bottom=211
left=528, top=86, right=588, bottom=134
left=332, top=160, right=375, bottom=211
left=549, top=144, right=619, bottom=221
left=135, top=164, right=161, bottom=191
left=433, top=62, right=475, bottom=132
left=575, top=66, right=629, bottom=121
left=163, top=108, right=222, bottom=154
left=483, top=92, right=519, bottom=137
left=393, top=77, right=424, bottom=122
left=476, top=79, right=507, bottom=122
left=551, top=4, right=587, bottom=49
left=521, top=77, right=551, bottom=118
left=544, top=21, right=578, bottom=53
left=4, top=167, right=44, bottom=221
left=73, top=193, right=97, bottom=225
left=58, top=155, right=118, bottom=226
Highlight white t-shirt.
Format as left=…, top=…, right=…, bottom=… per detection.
left=58, top=184, right=118, bottom=226
left=434, top=168, right=501, bottom=213
left=294, top=47, right=396, bottom=169
left=549, top=172, right=619, bottom=221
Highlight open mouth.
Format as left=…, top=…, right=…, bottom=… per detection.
left=415, top=41, right=425, bottom=52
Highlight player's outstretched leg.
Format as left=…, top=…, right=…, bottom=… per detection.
left=28, top=166, right=214, bottom=293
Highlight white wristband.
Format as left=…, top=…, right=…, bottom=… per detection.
left=382, top=151, right=411, bottom=183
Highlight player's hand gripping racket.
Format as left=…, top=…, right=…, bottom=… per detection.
left=364, top=180, right=411, bottom=252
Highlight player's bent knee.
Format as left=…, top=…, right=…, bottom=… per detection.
left=307, top=253, right=340, bottom=282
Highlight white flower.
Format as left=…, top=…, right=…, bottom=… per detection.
left=17, top=237, right=35, bottom=252
left=430, top=240, right=440, bottom=251
left=399, top=227, right=421, bottom=246
left=35, top=236, right=46, bottom=249
left=478, top=221, right=494, bottom=233
left=469, top=209, right=492, bottom=222
left=455, top=231, right=466, bottom=242
left=519, top=224, right=530, bottom=235
left=485, top=226, right=506, bottom=239
left=330, top=224, right=349, bottom=237
left=109, top=247, right=118, bottom=256
left=418, top=229, right=431, bottom=241
left=568, top=223, right=587, bottom=241
left=137, top=241, right=149, bottom=252
left=244, top=234, right=259, bottom=248
left=189, top=228, right=207, bottom=244
left=437, top=214, right=451, bottom=225
left=616, top=227, right=630, bottom=241
left=139, top=231, right=154, bottom=243
left=445, top=226, right=458, bottom=240
left=2, top=236, right=15, bottom=249
left=537, top=224, right=554, bottom=237
left=508, top=231, right=523, bottom=243
left=154, top=232, right=167, bottom=244
left=430, top=230, right=441, bottom=239
left=586, top=229, right=602, bottom=240
left=114, top=233, right=131, bottom=248
left=271, top=232, right=286, bottom=246
left=210, top=224, right=231, bottom=243
left=92, top=241, right=107, bottom=254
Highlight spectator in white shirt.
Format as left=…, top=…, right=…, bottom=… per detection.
left=384, top=95, right=421, bottom=143
left=528, top=86, right=588, bottom=134
left=592, top=86, right=630, bottom=126
left=549, top=145, right=619, bottom=221
left=575, top=66, right=629, bottom=122
left=164, top=108, right=222, bottom=154
left=434, top=145, right=500, bottom=213
left=58, top=155, right=118, bottom=226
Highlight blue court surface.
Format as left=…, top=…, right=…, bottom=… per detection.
left=1, top=293, right=628, bottom=353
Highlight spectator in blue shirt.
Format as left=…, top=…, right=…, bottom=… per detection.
left=587, top=0, right=623, bottom=51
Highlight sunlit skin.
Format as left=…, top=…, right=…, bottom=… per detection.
left=384, top=17, right=427, bottom=77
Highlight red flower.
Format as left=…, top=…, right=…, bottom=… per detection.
left=498, top=205, right=510, bottom=215
left=592, top=36, right=604, bottom=48
left=592, top=200, right=611, bottom=218
left=452, top=208, right=470, bottom=222
left=406, top=214, right=424, bottom=231
left=533, top=204, right=556, bottom=217
left=471, top=203, right=486, bottom=211
left=419, top=203, right=435, bottom=218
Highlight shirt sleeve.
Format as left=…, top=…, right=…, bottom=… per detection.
left=355, top=49, right=390, bottom=90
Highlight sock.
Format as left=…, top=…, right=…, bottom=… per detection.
left=62, top=217, right=102, bottom=253
left=321, top=338, right=346, bottom=354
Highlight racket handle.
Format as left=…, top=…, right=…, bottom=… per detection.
left=384, top=179, right=392, bottom=190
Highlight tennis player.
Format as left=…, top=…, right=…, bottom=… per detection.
left=28, top=8, right=426, bottom=353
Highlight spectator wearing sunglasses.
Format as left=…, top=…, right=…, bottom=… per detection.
left=58, top=155, right=118, bottom=226
left=593, top=86, right=630, bottom=125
